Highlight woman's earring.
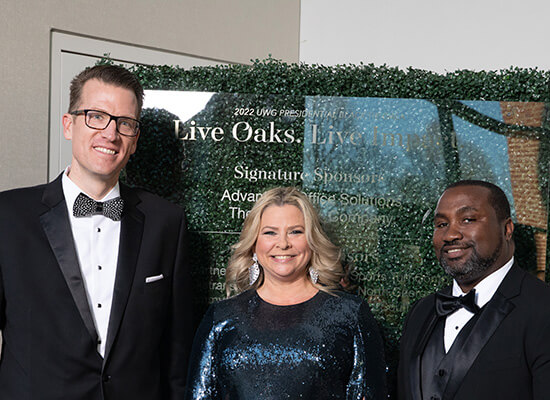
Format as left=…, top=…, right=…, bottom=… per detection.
left=309, top=268, right=319, bottom=284
left=249, top=253, right=260, bottom=285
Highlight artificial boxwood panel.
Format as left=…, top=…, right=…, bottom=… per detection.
left=115, top=58, right=549, bottom=396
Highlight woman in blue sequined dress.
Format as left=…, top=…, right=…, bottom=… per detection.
left=185, top=187, right=387, bottom=399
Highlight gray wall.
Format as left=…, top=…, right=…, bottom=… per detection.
left=300, top=0, right=550, bottom=72
left=1, top=0, right=300, bottom=191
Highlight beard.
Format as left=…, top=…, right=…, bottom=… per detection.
left=439, top=237, right=502, bottom=283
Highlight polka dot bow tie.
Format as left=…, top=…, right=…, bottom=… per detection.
left=73, top=192, right=124, bottom=221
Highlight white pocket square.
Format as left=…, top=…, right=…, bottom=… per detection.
left=145, top=274, right=164, bottom=283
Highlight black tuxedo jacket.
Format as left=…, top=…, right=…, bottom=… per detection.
left=397, top=264, right=550, bottom=400
left=0, top=174, right=193, bottom=400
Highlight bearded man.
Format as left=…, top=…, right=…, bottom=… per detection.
left=398, top=180, right=550, bottom=400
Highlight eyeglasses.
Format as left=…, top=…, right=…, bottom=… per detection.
left=70, top=109, right=140, bottom=137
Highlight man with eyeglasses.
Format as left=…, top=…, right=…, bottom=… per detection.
left=0, top=65, right=193, bottom=399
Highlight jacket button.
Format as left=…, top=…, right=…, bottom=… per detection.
left=103, top=375, right=111, bottom=383
left=438, top=369, right=446, bottom=376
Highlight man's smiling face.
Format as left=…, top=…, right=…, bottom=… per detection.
left=63, top=79, right=139, bottom=190
left=433, top=185, right=513, bottom=288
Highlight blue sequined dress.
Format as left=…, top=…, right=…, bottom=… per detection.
left=185, top=289, right=387, bottom=399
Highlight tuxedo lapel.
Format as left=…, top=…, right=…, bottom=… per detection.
left=408, top=293, right=446, bottom=400
left=443, top=265, right=520, bottom=399
left=104, top=184, right=144, bottom=362
left=39, top=175, right=99, bottom=343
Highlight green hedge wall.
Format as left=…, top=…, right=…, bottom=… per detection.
left=127, top=58, right=550, bottom=212
left=118, top=57, right=549, bottom=397
left=128, top=57, right=550, bottom=211
left=130, top=57, right=550, bottom=101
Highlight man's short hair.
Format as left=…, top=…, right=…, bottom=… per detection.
left=445, top=180, right=511, bottom=221
left=68, top=64, right=144, bottom=116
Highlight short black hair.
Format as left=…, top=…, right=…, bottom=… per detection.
left=68, top=64, right=144, bottom=116
left=445, top=180, right=511, bottom=221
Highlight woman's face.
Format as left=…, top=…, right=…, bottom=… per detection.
left=255, top=204, right=312, bottom=285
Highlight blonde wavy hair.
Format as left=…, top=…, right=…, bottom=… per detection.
left=225, top=187, right=343, bottom=296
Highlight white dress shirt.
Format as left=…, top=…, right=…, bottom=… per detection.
left=62, top=170, right=121, bottom=357
left=443, top=257, right=514, bottom=352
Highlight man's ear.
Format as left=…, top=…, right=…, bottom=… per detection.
left=62, top=113, right=73, bottom=140
left=504, top=218, right=514, bottom=241
left=129, top=131, right=139, bottom=155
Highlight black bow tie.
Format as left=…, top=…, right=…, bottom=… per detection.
left=73, top=192, right=124, bottom=221
left=435, top=289, right=480, bottom=317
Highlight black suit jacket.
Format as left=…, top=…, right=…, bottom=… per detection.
left=398, top=264, right=550, bottom=400
left=0, top=174, right=193, bottom=400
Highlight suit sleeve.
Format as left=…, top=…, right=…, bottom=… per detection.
left=163, top=210, right=194, bottom=399
left=530, top=315, right=550, bottom=399
left=0, top=199, right=5, bottom=332
left=397, top=298, right=422, bottom=400
left=0, top=260, right=5, bottom=331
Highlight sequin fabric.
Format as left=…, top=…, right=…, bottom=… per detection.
left=72, top=192, right=124, bottom=221
left=185, top=290, right=387, bottom=399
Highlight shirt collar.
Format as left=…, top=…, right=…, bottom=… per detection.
left=452, top=256, right=514, bottom=307
left=62, top=166, right=121, bottom=213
